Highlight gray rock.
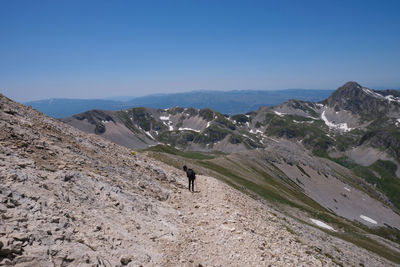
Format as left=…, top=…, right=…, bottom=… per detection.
left=12, top=255, right=37, bottom=265
left=10, top=233, right=29, bottom=242
left=0, top=258, right=12, bottom=265
left=120, top=255, right=132, bottom=265
left=62, top=172, right=75, bottom=182
left=50, top=217, right=60, bottom=224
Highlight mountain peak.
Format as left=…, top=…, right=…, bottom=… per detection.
left=334, top=81, right=364, bottom=97
left=325, top=81, right=398, bottom=114
left=341, top=81, right=362, bottom=90
left=325, top=81, right=366, bottom=108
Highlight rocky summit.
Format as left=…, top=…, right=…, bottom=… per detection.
left=1, top=93, right=400, bottom=266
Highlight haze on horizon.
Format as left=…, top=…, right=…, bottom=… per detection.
left=1, top=0, right=400, bottom=102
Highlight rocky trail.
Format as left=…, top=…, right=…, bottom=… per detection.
left=0, top=94, right=397, bottom=266
left=161, top=174, right=331, bottom=266
left=159, top=173, right=397, bottom=267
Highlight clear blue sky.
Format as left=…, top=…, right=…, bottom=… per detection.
left=1, top=0, right=399, bottom=102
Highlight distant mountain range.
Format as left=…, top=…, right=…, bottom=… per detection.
left=61, top=82, right=400, bottom=160
left=25, top=89, right=334, bottom=118
left=61, top=81, right=400, bottom=216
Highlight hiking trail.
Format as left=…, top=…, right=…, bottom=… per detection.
left=159, top=174, right=332, bottom=266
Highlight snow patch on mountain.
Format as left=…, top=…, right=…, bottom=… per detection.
left=385, top=95, right=400, bottom=103
left=145, top=131, right=155, bottom=140
left=160, top=116, right=170, bottom=120
left=361, top=88, right=398, bottom=103
left=249, top=129, right=263, bottom=134
left=178, top=127, right=200, bottom=133
left=310, top=219, right=336, bottom=231
left=242, top=134, right=256, bottom=142
left=321, top=111, right=352, bottom=132
left=274, top=111, right=286, bottom=117
left=360, top=215, right=377, bottom=224
left=362, top=88, right=384, bottom=99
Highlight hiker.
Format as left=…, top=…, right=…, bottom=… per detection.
left=183, top=165, right=196, bottom=192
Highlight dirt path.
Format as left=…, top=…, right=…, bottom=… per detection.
left=160, top=175, right=332, bottom=266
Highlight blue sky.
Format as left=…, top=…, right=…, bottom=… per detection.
left=1, top=0, right=400, bottom=102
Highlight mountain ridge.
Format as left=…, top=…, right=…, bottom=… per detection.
left=61, top=82, right=400, bottom=160
left=2, top=89, right=400, bottom=265
left=24, top=89, right=334, bottom=118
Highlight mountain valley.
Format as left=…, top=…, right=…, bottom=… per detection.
left=1, top=82, right=400, bottom=266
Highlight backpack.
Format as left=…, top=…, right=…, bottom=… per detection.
left=187, top=169, right=196, bottom=180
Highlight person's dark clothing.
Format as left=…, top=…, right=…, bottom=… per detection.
left=188, top=176, right=194, bottom=192
left=183, top=165, right=196, bottom=192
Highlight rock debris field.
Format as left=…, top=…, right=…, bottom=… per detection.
left=0, top=94, right=395, bottom=266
